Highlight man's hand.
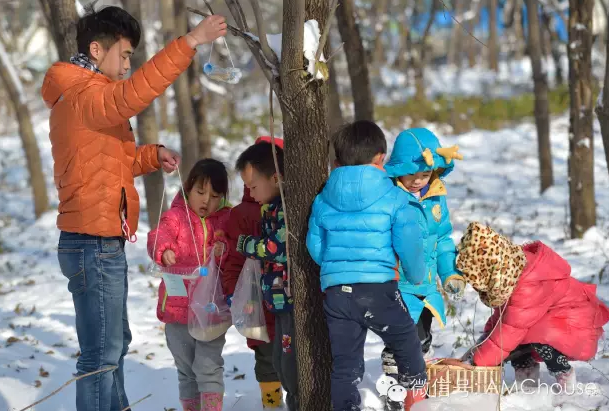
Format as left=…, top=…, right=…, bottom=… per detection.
left=158, top=147, right=180, bottom=173
left=185, top=15, right=227, bottom=48
left=162, top=250, right=176, bottom=266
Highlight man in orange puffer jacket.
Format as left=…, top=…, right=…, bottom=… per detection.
left=41, top=5, right=227, bottom=411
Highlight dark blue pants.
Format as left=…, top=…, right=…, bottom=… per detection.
left=58, top=232, right=131, bottom=411
left=324, top=281, right=427, bottom=411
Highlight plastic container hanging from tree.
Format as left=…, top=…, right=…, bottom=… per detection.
left=203, top=37, right=242, bottom=84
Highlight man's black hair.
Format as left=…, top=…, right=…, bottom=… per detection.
left=76, top=4, right=141, bottom=55
left=235, top=142, right=284, bottom=177
left=184, top=158, right=229, bottom=197
left=332, top=120, right=387, bottom=166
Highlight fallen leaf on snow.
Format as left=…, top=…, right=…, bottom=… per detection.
left=145, top=353, right=155, bottom=360
left=34, top=380, right=42, bottom=388
left=39, top=367, right=49, bottom=378
left=6, top=336, right=21, bottom=346
left=233, top=374, right=246, bottom=380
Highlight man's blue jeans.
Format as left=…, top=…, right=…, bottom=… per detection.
left=57, top=231, right=132, bottom=411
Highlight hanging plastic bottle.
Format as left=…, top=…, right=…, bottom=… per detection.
left=204, top=37, right=242, bottom=85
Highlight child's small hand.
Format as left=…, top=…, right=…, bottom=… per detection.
left=444, top=277, right=466, bottom=300
left=162, top=250, right=176, bottom=266
left=213, top=230, right=226, bottom=257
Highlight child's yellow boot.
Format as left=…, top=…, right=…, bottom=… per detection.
left=259, top=381, right=283, bottom=408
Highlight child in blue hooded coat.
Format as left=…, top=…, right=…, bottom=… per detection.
left=381, top=128, right=466, bottom=375
left=307, top=121, right=428, bottom=411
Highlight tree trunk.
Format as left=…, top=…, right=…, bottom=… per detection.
left=526, top=0, right=554, bottom=193
left=123, top=0, right=167, bottom=227
left=188, top=50, right=212, bottom=158
left=158, top=94, right=170, bottom=130
left=467, top=0, right=484, bottom=67
left=280, top=0, right=332, bottom=408
left=595, top=20, right=609, bottom=178
left=540, top=6, right=564, bottom=85
left=167, top=0, right=199, bottom=174
left=372, top=0, right=388, bottom=65
left=327, top=54, right=344, bottom=133
left=488, top=0, right=499, bottom=71
left=39, top=0, right=79, bottom=61
left=513, top=5, right=525, bottom=59
left=448, top=0, right=464, bottom=67
left=568, top=0, right=596, bottom=238
left=335, top=0, right=374, bottom=121
left=0, top=43, right=49, bottom=218
left=414, top=0, right=438, bottom=102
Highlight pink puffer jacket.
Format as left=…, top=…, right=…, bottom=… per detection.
left=474, top=242, right=609, bottom=366
left=147, top=193, right=231, bottom=324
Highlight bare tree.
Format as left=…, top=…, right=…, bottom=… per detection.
left=595, top=11, right=609, bottom=177
left=540, top=4, right=564, bottom=85
left=488, top=0, right=499, bottom=71
left=413, top=0, right=439, bottom=101
left=39, top=0, right=79, bottom=61
left=327, top=51, right=343, bottom=133
left=371, top=0, right=389, bottom=65
left=568, top=0, right=596, bottom=238
left=335, top=0, right=374, bottom=121
left=526, top=0, right=553, bottom=193
left=164, top=0, right=199, bottom=173
left=122, top=0, right=167, bottom=227
left=188, top=47, right=212, bottom=158
left=0, top=43, right=49, bottom=218
left=466, top=0, right=484, bottom=67
left=447, top=0, right=465, bottom=67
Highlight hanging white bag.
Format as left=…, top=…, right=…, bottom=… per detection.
left=230, top=258, right=269, bottom=342
left=188, top=248, right=232, bottom=342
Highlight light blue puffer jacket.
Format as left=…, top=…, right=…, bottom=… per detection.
left=306, top=165, right=426, bottom=292
left=384, top=128, right=462, bottom=326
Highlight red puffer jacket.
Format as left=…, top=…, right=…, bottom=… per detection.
left=222, top=136, right=283, bottom=348
left=474, top=241, right=609, bottom=366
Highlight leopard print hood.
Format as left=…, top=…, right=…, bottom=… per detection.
left=456, top=222, right=527, bottom=308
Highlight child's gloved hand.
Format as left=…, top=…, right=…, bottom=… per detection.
left=444, top=277, right=466, bottom=300
left=162, top=250, right=176, bottom=266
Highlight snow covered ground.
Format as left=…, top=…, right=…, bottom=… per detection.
left=0, top=111, right=608, bottom=410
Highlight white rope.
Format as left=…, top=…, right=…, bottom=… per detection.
left=206, top=38, right=235, bottom=68
left=150, top=168, right=202, bottom=279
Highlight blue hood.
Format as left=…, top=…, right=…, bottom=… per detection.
left=385, top=128, right=458, bottom=178
left=321, top=165, right=394, bottom=212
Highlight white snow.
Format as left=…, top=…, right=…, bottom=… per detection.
left=0, top=40, right=26, bottom=105
left=75, top=0, right=84, bottom=17
left=0, top=93, right=609, bottom=410
left=248, top=20, right=327, bottom=80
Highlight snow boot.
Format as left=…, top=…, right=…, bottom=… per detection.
left=514, top=362, right=540, bottom=389
left=180, top=397, right=201, bottom=411
left=260, top=381, right=284, bottom=408
left=200, top=392, right=223, bottom=411
left=554, top=368, right=577, bottom=393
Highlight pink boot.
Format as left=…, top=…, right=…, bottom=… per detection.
left=201, top=392, right=223, bottom=411
left=180, top=397, right=201, bottom=411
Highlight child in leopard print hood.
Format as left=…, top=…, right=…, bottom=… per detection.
left=457, top=222, right=609, bottom=390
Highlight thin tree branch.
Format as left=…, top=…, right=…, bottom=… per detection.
left=202, top=0, right=214, bottom=15
left=311, top=0, right=339, bottom=81
left=248, top=0, right=280, bottom=67
left=224, top=0, right=249, bottom=31
left=121, top=393, right=152, bottom=410
left=18, top=366, right=118, bottom=411
left=438, top=0, right=488, bottom=47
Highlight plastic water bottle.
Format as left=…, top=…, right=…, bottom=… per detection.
left=203, top=63, right=242, bottom=84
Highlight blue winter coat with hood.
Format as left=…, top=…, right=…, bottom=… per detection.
left=384, top=128, right=463, bottom=327
left=306, top=165, right=426, bottom=292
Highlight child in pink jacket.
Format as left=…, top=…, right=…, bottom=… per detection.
left=147, top=158, right=231, bottom=411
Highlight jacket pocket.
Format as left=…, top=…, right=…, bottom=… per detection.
left=57, top=249, right=86, bottom=295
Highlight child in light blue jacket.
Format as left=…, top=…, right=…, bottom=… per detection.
left=381, top=128, right=465, bottom=374
left=307, top=120, right=428, bottom=411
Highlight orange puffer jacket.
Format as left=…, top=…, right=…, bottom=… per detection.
left=42, top=37, right=196, bottom=238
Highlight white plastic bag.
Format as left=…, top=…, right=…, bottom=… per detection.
left=188, top=257, right=232, bottom=342
left=230, top=259, right=270, bottom=342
